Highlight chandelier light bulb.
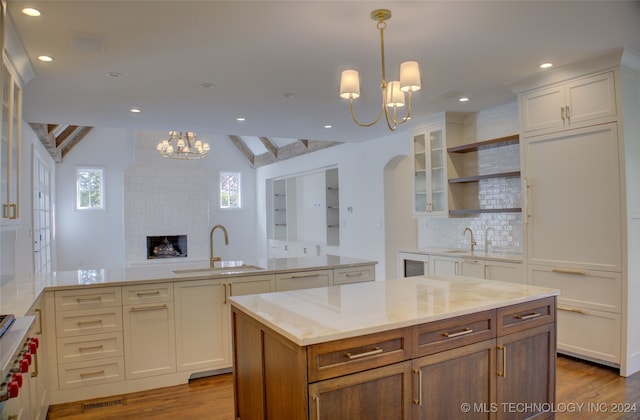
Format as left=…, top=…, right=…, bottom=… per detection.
left=340, top=70, right=361, bottom=99
left=400, top=61, right=421, bottom=92
left=386, top=81, right=405, bottom=108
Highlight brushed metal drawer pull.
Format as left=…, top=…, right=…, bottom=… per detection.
left=346, top=272, right=363, bottom=277
left=442, top=328, right=473, bottom=338
left=345, top=347, right=383, bottom=360
left=290, top=274, right=321, bottom=279
left=130, top=304, right=168, bottom=312
left=497, top=345, right=506, bottom=377
left=80, top=369, right=105, bottom=377
left=515, top=312, right=542, bottom=320
left=77, top=319, right=103, bottom=326
left=79, top=344, right=104, bottom=351
left=413, top=368, right=423, bottom=405
left=558, top=306, right=586, bottom=314
left=313, top=395, right=320, bottom=420
left=136, top=290, right=161, bottom=297
left=76, top=296, right=102, bottom=303
left=552, top=268, right=586, bottom=275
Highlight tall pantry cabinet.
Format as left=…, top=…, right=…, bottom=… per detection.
left=509, top=49, right=640, bottom=376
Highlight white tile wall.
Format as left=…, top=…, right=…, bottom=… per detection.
left=123, top=131, right=210, bottom=265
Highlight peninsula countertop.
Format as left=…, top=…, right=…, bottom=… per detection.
left=229, top=275, right=559, bottom=346
left=0, top=255, right=376, bottom=316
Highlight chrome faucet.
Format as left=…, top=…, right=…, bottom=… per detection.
left=210, top=224, right=229, bottom=267
left=463, top=227, right=477, bottom=252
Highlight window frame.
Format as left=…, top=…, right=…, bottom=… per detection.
left=219, top=171, right=242, bottom=210
left=76, top=167, right=106, bottom=211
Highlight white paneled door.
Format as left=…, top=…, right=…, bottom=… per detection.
left=33, top=149, right=53, bottom=273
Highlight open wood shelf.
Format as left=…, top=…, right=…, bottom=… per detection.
left=447, top=134, right=519, bottom=153
left=449, top=171, right=521, bottom=184
left=449, top=208, right=522, bottom=215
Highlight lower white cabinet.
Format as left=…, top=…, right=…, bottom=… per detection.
left=174, top=279, right=230, bottom=372
left=275, top=269, right=333, bottom=291
left=484, top=261, right=524, bottom=284
left=430, top=256, right=458, bottom=276
left=122, top=283, right=176, bottom=379
left=430, top=254, right=523, bottom=284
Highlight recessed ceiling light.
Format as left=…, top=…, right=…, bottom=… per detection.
left=107, top=72, right=123, bottom=78
left=324, top=125, right=333, bottom=129
left=237, top=117, right=246, bottom=122
left=38, top=55, right=53, bottom=62
left=130, top=108, right=141, bottom=113
left=458, top=97, right=470, bottom=103
left=201, top=82, right=215, bottom=89
left=540, top=62, right=553, bottom=69
left=282, top=92, right=295, bottom=99
left=22, top=8, right=41, bottom=17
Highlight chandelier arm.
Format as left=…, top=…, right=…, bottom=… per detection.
left=349, top=97, right=385, bottom=128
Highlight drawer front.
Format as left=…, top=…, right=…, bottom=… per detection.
left=556, top=304, right=620, bottom=364
left=55, top=286, right=122, bottom=311
left=307, top=328, right=411, bottom=382
left=56, top=307, right=123, bottom=338
left=333, top=265, right=375, bottom=285
left=275, top=270, right=333, bottom=292
left=58, top=356, right=125, bottom=390
left=413, top=310, right=496, bottom=357
left=529, top=266, right=621, bottom=313
left=122, top=282, right=173, bottom=305
left=497, top=297, right=556, bottom=336
left=57, top=332, right=123, bottom=364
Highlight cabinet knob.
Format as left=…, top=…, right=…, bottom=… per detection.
left=8, top=381, right=19, bottom=398
left=19, top=358, right=29, bottom=373
left=12, top=372, right=23, bottom=387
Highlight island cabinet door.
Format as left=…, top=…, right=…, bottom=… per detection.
left=495, top=323, right=556, bottom=420
left=411, top=339, right=496, bottom=420
left=308, top=361, right=412, bottom=420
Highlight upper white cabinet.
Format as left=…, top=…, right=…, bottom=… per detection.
left=519, top=71, right=616, bottom=135
left=0, top=58, right=22, bottom=228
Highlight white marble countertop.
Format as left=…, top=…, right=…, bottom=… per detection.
left=399, top=247, right=523, bottom=263
left=229, top=276, right=558, bottom=346
left=0, top=255, right=375, bottom=316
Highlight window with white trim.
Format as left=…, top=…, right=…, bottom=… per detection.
left=220, top=172, right=241, bottom=209
left=76, top=168, right=105, bottom=210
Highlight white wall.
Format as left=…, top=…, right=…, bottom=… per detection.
left=55, top=128, right=258, bottom=270
left=0, top=120, right=56, bottom=276
left=256, top=131, right=410, bottom=280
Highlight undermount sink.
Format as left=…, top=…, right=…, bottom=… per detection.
left=173, top=264, right=265, bottom=275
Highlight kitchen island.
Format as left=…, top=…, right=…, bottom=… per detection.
left=230, top=276, right=559, bottom=419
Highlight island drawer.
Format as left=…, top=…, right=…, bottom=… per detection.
left=275, top=269, right=333, bottom=292
left=333, top=266, right=375, bottom=285
left=55, top=307, right=123, bottom=338
left=122, top=283, right=173, bottom=305
left=307, top=328, right=411, bottom=382
left=56, top=332, right=124, bottom=364
left=413, top=310, right=496, bottom=356
left=55, top=286, right=122, bottom=311
left=57, top=356, right=125, bottom=390
left=497, top=297, right=556, bottom=336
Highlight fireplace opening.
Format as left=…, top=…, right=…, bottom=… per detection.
left=147, top=235, right=187, bottom=259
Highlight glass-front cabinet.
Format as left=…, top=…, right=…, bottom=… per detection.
left=412, top=126, right=447, bottom=217
left=1, top=57, right=22, bottom=228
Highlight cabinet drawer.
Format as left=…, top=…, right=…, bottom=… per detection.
left=56, top=307, right=123, bottom=337
left=333, top=265, right=375, bottom=285
left=307, top=328, right=411, bottom=382
left=530, top=266, right=620, bottom=313
left=556, top=304, right=620, bottom=364
left=57, top=356, right=125, bottom=390
left=275, top=270, right=333, bottom=292
left=497, top=297, right=555, bottom=336
left=55, top=286, right=122, bottom=311
left=413, top=310, right=496, bottom=357
left=57, top=332, right=123, bottom=364
left=122, top=283, right=173, bottom=305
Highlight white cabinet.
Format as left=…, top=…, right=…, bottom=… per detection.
left=174, top=279, right=230, bottom=372
left=520, top=71, right=616, bottom=135
left=122, top=283, right=175, bottom=380
left=412, top=127, right=447, bottom=216
left=430, top=254, right=522, bottom=283
left=333, top=265, right=375, bottom=285
left=429, top=255, right=458, bottom=276
left=524, top=123, right=621, bottom=272
left=484, top=261, right=524, bottom=284
left=26, top=298, right=49, bottom=420
left=275, top=269, right=333, bottom=291
left=0, top=59, right=22, bottom=228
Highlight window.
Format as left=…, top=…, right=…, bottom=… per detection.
left=220, top=172, right=241, bottom=209
left=76, top=168, right=104, bottom=210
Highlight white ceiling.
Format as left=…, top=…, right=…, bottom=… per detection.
left=7, top=1, right=640, bottom=148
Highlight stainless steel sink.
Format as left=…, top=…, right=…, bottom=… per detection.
left=173, top=264, right=264, bottom=275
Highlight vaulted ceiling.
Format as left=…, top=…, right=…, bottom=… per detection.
left=7, top=1, right=640, bottom=163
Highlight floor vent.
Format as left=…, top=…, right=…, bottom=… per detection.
left=82, top=398, right=124, bottom=411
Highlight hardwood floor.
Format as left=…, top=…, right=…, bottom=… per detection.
left=47, top=355, right=640, bottom=419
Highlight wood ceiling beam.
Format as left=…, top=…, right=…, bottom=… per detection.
left=228, top=135, right=255, bottom=166
left=28, top=123, right=93, bottom=163
left=258, top=137, right=277, bottom=157
left=60, top=126, right=93, bottom=160
left=56, top=125, right=79, bottom=148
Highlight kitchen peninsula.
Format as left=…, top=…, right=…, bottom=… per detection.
left=230, top=276, right=559, bottom=419
left=0, top=255, right=376, bottom=406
